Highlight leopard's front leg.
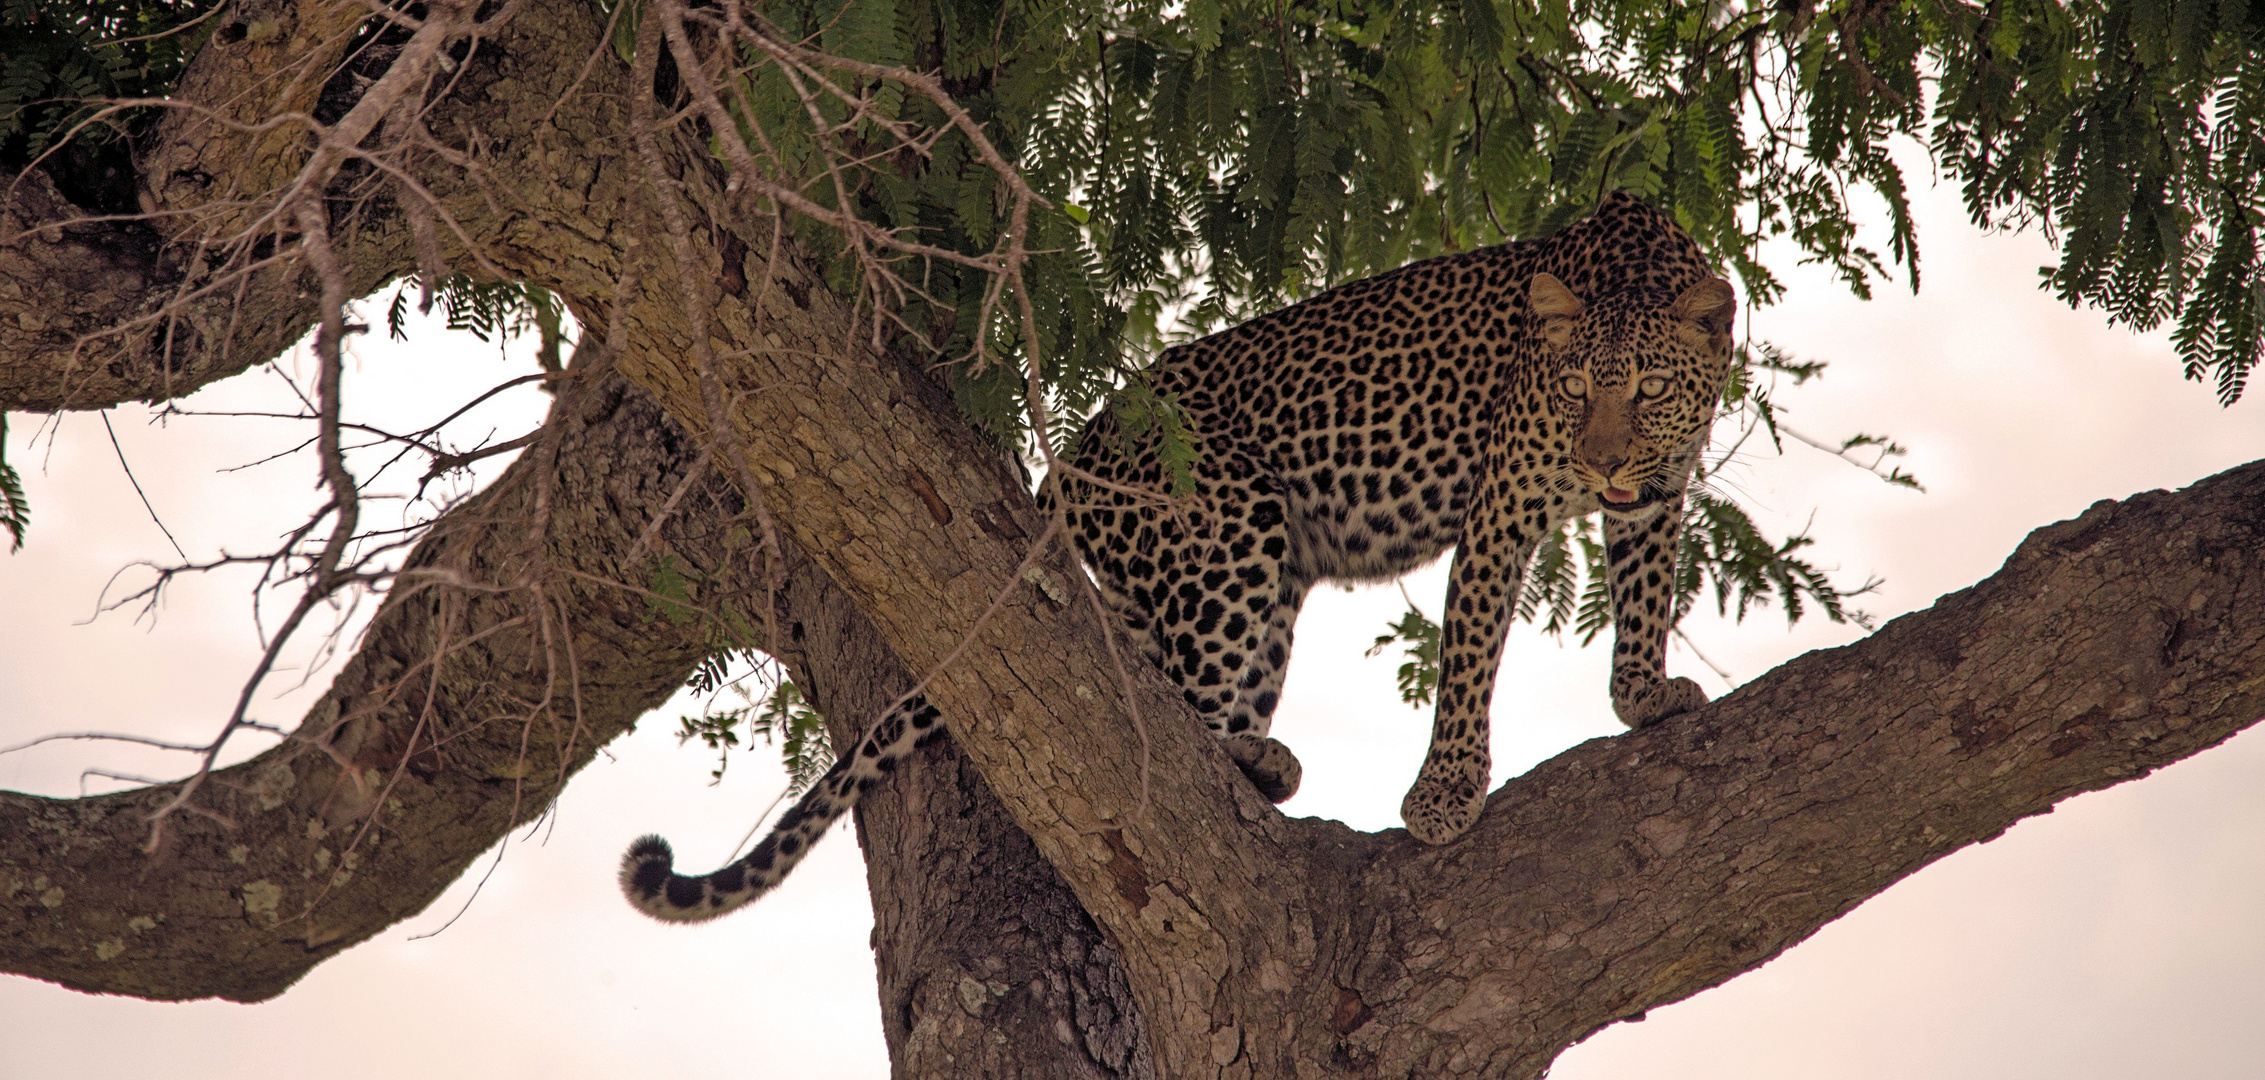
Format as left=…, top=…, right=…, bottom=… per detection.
left=1602, top=494, right=1708, bottom=728
left=1399, top=472, right=1541, bottom=845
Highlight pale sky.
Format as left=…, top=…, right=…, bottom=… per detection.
left=4, top=175, right=2263, bottom=1079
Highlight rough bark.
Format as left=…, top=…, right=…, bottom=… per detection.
left=4, top=3, right=1154, bottom=1070
left=3, top=3, right=2262, bottom=1077
left=0, top=0, right=403, bottom=412
left=1330, top=466, right=2265, bottom=1075
left=0, top=350, right=1151, bottom=1076
left=771, top=524, right=1158, bottom=1080
left=0, top=373, right=744, bottom=1000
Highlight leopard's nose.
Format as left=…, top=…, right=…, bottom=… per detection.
left=1587, top=454, right=1627, bottom=475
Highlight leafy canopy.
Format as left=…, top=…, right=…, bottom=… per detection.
left=717, top=0, right=2265, bottom=405
left=8, top=0, right=2260, bottom=720
left=676, top=0, right=2257, bottom=689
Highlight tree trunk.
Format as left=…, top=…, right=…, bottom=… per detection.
left=4, top=3, right=2262, bottom=1076
left=768, top=506, right=1157, bottom=1080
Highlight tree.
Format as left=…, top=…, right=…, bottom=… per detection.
left=3, top=1, right=2262, bottom=1076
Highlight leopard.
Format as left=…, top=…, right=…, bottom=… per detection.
left=621, top=190, right=1737, bottom=922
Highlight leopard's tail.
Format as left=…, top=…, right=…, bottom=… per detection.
left=619, top=698, right=942, bottom=923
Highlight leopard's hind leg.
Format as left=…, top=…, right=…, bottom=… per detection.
left=1080, top=459, right=1310, bottom=802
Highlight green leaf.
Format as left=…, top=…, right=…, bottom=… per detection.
left=747, top=680, right=833, bottom=797
left=644, top=554, right=701, bottom=626
left=0, top=414, right=28, bottom=553
left=1366, top=605, right=1443, bottom=709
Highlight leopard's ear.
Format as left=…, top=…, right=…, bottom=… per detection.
left=1528, top=273, right=1583, bottom=320
left=1670, top=277, right=1736, bottom=337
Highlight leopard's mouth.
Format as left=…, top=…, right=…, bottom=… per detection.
left=1598, top=485, right=1653, bottom=511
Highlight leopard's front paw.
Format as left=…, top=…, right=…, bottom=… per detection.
left=1222, top=733, right=1303, bottom=803
left=1399, top=764, right=1487, bottom=845
left=1613, top=675, right=1708, bottom=729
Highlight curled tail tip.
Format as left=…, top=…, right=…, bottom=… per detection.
left=618, top=833, right=758, bottom=924
left=616, top=740, right=887, bottom=923
left=619, top=833, right=679, bottom=909
left=624, top=833, right=674, bottom=866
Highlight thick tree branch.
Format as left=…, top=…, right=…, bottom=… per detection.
left=1326, top=460, right=2265, bottom=1077
left=0, top=375, right=743, bottom=1000
left=0, top=165, right=394, bottom=412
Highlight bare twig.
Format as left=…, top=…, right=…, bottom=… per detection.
left=99, top=412, right=189, bottom=561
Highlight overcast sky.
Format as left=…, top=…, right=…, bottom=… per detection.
left=4, top=174, right=2263, bottom=1079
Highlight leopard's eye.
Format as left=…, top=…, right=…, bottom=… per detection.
left=1638, top=375, right=1669, bottom=399
left=1561, top=373, right=1589, bottom=399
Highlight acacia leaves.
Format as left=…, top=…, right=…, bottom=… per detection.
left=1929, top=0, right=2265, bottom=404
left=0, top=414, right=25, bottom=553
left=0, top=0, right=212, bottom=175
left=11, top=0, right=2254, bottom=721
left=647, top=546, right=833, bottom=792
left=384, top=277, right=568, bottom=349
left=676, top=677, right=834, bottom=792
left=1368, top=604, right=1445, bottom=707
left=1366, top=486, right=1877, bottom=714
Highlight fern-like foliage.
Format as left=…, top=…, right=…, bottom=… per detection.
left=1502, top=486, right=1877, bottom=648
left=676, top=680, right=832, bottom=792
left=745, top=681, right=834, bottom=796
left=21, top=0, right=2254, bottom=744
left=717, top=0, right=2265, bottom=417
left=384, top=276, right=566, bottom=347
left=1928, top=0, right=2265, bottom=404
left=0, top=414, right=27, bottom=553
left=1366, top=605, right=1443, bottom=708
left=645, top=548, right=834, bottom=790
left=1371, top=485, right=1880, bottom=711
left=1, top=0, right=217, bottom=208
left=1106, top=379, right=1204, bottom=496
left=1673, top=490, right=1879, bottom=630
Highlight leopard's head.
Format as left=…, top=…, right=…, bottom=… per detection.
left=1528, top=271, right=1737, bottom=514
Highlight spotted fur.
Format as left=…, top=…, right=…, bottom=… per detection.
left=621, top=192, right=1734, bottom=921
